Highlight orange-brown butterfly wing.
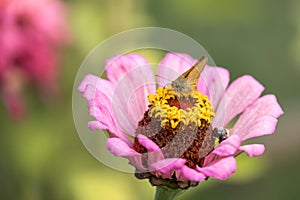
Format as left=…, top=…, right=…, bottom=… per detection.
left=180, top=56, right=207, bottom=91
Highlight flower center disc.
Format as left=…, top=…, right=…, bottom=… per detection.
left=134, top=85, right=215, bottom=169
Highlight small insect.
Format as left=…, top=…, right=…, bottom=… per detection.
left=199, top=127, right=230, bottom=158
left=171, top=56, right=207, bottom=95
left=213, top=127, right=230, bottom=143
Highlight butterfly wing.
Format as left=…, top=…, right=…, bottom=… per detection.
left=199, top=125, right=215, bottom=158
left=180, top=56, right=207, bottom=91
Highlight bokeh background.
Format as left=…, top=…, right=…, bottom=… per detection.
left=1, top=0, right=299, bottom=199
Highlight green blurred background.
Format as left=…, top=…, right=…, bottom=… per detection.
left=1, top=0, right=299, bottom=199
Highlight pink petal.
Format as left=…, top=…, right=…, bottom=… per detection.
left=151, top=158, right=186, bottom=174
left=239, top=144, right=265, bottom=157
left=78, top=74, right=113, bottom=98
left=137, top=134, right=161, bottom=152
left=211, top=135, right=242, bottom=156
left=157, top=52, right=197, bottom=87
left=79, top=77, right=129, bottom=140
left=87, top=120, right=132, bottom=145
left=79, top=76, right=115, bottom=130
left=88, top=121, right=109, bottom=130
left=128, top=155, right=146, bottom=171
left=213, top=75, right=264, bottom=128
left=238, top=115, right=278, bottom=140
left=79, top=82, right=132, bottom=144
left=137, top=135, right=164, bottom=169
left=106, top=138, right=140, bottom=157
left=197, top=156, right=236, bottom=180
left=106, top=55, right=156, bottom=135
left=79, top=56, right=156, bottom=136
left=84, top=85, right=113, bottom=113
left=177, top=165, right=206, bottom=182
left=105, top=54, right=151, bottom=83
left=147, top=151, right=165, bottom=172
left=87, top=98, right=115, bottom=129
left=197, top=66, right=230, bottom=107
left=233, top=94, right=283, bottom=139
left=111, top=77, right=156, bottom=135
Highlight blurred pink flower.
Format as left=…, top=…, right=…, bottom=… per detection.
left=0, top=0, right=69, bottom=119
left=78, top=53, right=283, bottom=189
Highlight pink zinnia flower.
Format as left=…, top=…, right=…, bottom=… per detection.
left=0, top=0, right=69, bottom=119
left=78, top=53, right=283, bottom=189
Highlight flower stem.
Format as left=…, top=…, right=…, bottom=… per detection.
left=155, top=186, right=185, bottom=200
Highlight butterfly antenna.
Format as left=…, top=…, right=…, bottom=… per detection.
left=155, top=74, right=172, bottom=82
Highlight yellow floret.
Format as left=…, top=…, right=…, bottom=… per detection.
left=147, top=87, right=215, bottom=129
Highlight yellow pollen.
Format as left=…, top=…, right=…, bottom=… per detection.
left=147, top=86, right=215, bottom=129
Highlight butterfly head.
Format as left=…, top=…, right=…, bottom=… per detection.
left=171, top=77, right=193, bottom=95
